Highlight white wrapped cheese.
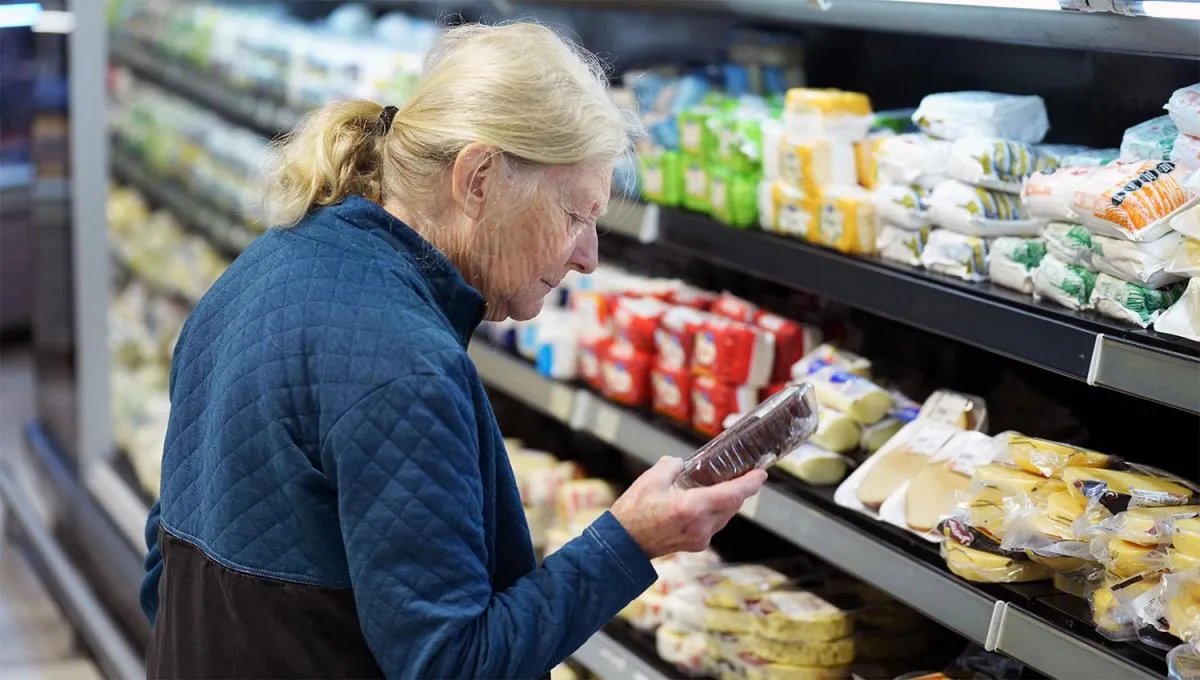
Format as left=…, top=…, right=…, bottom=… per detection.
left=875, top=134, right=952, bottom=189
left=947, top=137, right=1057, bottom=193
left=928, top=180, right=1044, bottom=237
left=810, top=366, right=892, bottom=425
left=1043, top=222, right=1185, bottom=289
left=873, top=184, right=930, bottom=230
left=1171, top=132, right=1200, bottom=172
left=913, top=91, right=1049, bottom=144
left=921, top=229, right=990, bottom=282
left=1033, top=254, right=1097, bottom=311
left=1120, top=115, right=1178, bottom=163
left=1154, top=277, right=1200, bottom=341
left=1089, top=272, right=1184, bottom=328
left=988, top=237, right=1047, bottom=294
left=1165, top=83, right=1200, bottom=138
left=877, top=223, right=929, bottom=268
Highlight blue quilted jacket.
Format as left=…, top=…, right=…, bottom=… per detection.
left=141, top=195, right=657, bottom=679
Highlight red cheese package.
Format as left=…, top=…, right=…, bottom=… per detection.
left=578, top=338, right=610, bottom=392
left=669, top=285, right=718, bottom=311
left=574, top=290, right=618, bottom=341
left=652, top=365, right=693, bottom=424
left=755, top=312, right=823, bottom=384
left=691, top=375, right=759, bottom=437
left=693, top=317, right=776, bottom=387
left=710, top=292, right=758, bottom=322
left=601, top=340, right=654, bottom=407
left=612, top=297, right=668, bottom=354
left=654, top=307, right=709, bottom=373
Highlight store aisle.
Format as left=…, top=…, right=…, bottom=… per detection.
left=0, top=348, right=103, bottom=680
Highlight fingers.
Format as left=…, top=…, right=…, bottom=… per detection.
left=688, top=469, right=767, bottom=512
left=640, top=455, right=685, bottom=487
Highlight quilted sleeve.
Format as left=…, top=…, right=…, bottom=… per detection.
left=140, top=499, right=163, bottom=624
left=323, top=372, right=657, bottom=679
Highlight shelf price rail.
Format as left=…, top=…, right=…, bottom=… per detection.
left=467, top=342, right=1161, bottom=680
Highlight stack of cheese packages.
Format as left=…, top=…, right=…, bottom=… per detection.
left=1164, top=83, right=1200, bottom=172
left=1020, top=108, right=1199, bottom=329
left=1154, top=84, right=1200, bottom=341
left=759, top=89, right=882, bottom=256
left=874, top=92, right=1057, bottom=285
left=506, top=439, right=616, bottom=559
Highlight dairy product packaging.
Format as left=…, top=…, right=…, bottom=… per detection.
left=835, top=419, right=960, bottom=516
left=1155, top=277, right=1200, bottom=342
left=994, top=432, right=1114, bottom=478
left=987, top=237, right=1047, bottom=294
left=1166, top=236, right=1200, bottom=278
left=1033, top=254, right=1097, bottom=311
left=811, top=186, right=877, bottom=255
left=877, top=224, right=930, bottom=268
left=1042, top=221, right=1186, bottom=289
left=782, top=88, right=873, bottom=140
left=912, top=91, right=1050, bottom=144
left=927, top=180, right=1044, bottom=237
left=775, top=442, right=848, bottom=486
left=1172, top=133, right=1200, bottom=172
left=940, top=533, right=1055, bottom=584
left=577, top=338, right=609, bottom=393
left=692, top=376, right=760, bottom=438
left=1089, top=572, right=1162, bottom=641
left=693, top=317, right=775, bottom=387
left=1166, top=83, right=1200, bottom=138
left=1162, top=571, right=1200, bottom=664
left=612, top=297, right=668, bottom=354
left=1120, top=115, right=1180, bottom=163
left=1089, top=272, right=1183, bottom=328
left=808, top=366, right=891, bottom=425
left=755, top=312, right=821, bottom=384
left=1063, top=463, right=1200, bottom=513
left=1024, top=161, right=1195, bottom=241
left=946, top=137, right=1057, bottom=193
left=810, top=409, right=861, bottom=454
left=652, top=366, right=693, bottom=424
left=656, top=624, right=709, bottom=676
left=777, top=134, right=855, bottom=196
left=640, top=147, right=684, bottom=206
left=875, top=134, right=952, bottom=189
left=921, top=229, right=989, bottom=282
left=652, top=550, right=724, bottom=597
left=768, top=180, right=819, bottom=239
left=711, top=292, right=759, bottom=323
left=791, top=344, right=872, bottom=379
left=655, top=307, right=709, bottom=373
left=710, top=167, right=762, bottom=229
left=600, top=339, right=653, bottom=406
left=676, top=383, right=819, bottom=489
left=873, top=184, right=931, bottom=231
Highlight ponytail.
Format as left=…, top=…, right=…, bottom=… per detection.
left=260, top=99, right=390, bottom=227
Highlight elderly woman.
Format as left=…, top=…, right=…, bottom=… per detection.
left=140, top=21, right=764, bottom=680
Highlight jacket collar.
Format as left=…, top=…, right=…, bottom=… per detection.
left=331, top=196, right=487, bottom=346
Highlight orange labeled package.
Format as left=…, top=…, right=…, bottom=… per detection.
left=1069, top=160, right=1195, bottom=242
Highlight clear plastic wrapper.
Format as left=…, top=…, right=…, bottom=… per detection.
left=1174, top=516, right=1200, bottom=558
left=1120, top=115, right=1179, bottom=163
left=1072, top=160, right=1196, bottom=242
left=987, top=237, right=1046, bottom=294
left=1094, top=536, right=1168, bottom=579
left=946, top=137, right=1057, bottom=193
left=940, top=537, right=1054, bottom=583
left=1168, top=642, right=1200, bottom=680
left=912, top=91, right=1049, bottom=144
left=656, top=625, right=710, bottom=677
left=809, top=367, right=891, bottom=425
left=1154, top=277, right=1200, bottom=342
left=698, top=564, right=795, bottom=611
left=813, top=186, right=878, bottom=255
left=1095, top=506, right=1200, bottom=547
left=1166, top=83, right=1200, bottom=138
left=875, top=134, right=952, bottom=189
left=993, top=432, right=1115, bottom=478
left=1164, top=569, right=1200, bottom=642
left=921, top=229, right=989, bottom=282
left=1033, top=254, right=1097, bottom=311
left=743, top=634, right=856, bottom=667
left=1165, top=236, right=1200, bottom=278
left=745, top=590, right=854, bottom=642
left=1171, top=548, right=1200, bottom=573
left=776, top=443, right=849, bottom=487
left=1043, top=222, right=1186, bottom=289
left=676, top=383, right=819, bottom=489
left=1089, top=272, right=1184, bottom=328
left=927, top=180, right=1044, bottom=237
left=1089, top=573, right=1162, bottom=642
left=998, top=494, right=1093, bottom=572
left=1063, top=463, right=1200, bottom=513
left=877, top=224, right=929, bottom=268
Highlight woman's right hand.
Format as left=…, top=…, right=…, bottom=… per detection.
left=609, top=456, right=767, bottom=559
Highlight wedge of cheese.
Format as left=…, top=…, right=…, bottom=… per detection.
left=1022, top=512, right=1089, bottom=573
left=941, top=539, right=1053, bottom=583
left=1165, top=585, right=1200, bottom=642
left=1172, top=516, right=1200, bottom=558
left=1090, top=575, right=1159, bottom=637
left=905, top=462, right=973, bottom=533
left=748, top=591, right=853, bottom=643
left=963, top=486, right=1009, bottom=541
left=810, top=409, right=861, bottom=453
left=974, top=463, right=1066, bottom=497
left=857, top=451, right=928, bottom=509
left=1002, top=433, right=1114, bottom=478
left=1104, top=538, right=1165, bottom=579
left=1044, top=490, right=1086, bottom=524
left=1168, top=547, right=1200, bottom=573
left=1114, top=506, right=1200, bottom=546
left=1064, top=467, right=1196, bottom=508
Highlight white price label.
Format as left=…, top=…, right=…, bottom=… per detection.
left=548, top=385, right=573, bottom=422
left=739, top=491, right=762, bottom=519
left=593, top=405, right=621, bottom=444
left=639, top=203, right=660, bottom=243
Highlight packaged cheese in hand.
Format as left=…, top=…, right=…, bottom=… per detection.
left=1069, top=160, right=1194, bottom=241
left=927, top=180, right=1043, bottom=237
left=1120, top=115, right=1179, bottom=163
left=1033, top=254, right=1097, bottom=311
left=921, top=229, right=989, bottom=282
left=1089, top=272, right=1183, bottom=328
left=988, top=237, right=1047, bottom=294
left=809, top=366, right=891, bottom=425
left=912, top=91, right=1049, bottom=144
left=677, top=383, right=819, bottom=489
left=947, top=137, right=1057, bottom=193
left=1154, top=277, right=1200, bottom=342
left=877, top=224, right=930, bottom=268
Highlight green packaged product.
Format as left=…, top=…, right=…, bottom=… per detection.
left=679, top=106, right=723, bottom=162
left=1089, top=273, right=1183, bottom=328
left=1033, top=254, right=1098, bottom=311
left=709, top=167, right=761, bottom=229
left=638, top=148, right=684, bottom=207
left=681, top=155, right=711, bottom=214
left=718, top=112, right=769, bottom=175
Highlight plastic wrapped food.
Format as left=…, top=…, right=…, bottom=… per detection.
left=699, top=564, right=793, bottom=610
left=654, top=552, right=724, bottom=597
left=783, top=88, right=873, bottom=139
left=905, top=460, right=974, bottom=533
left=1072, top=160, right=1195, bottom=241
left=1097, top=506, right=1200, bottom=547
left=875, top=134, right=952, bottom=189
left=662, top=584, right=709, bottom=632
left=810, top=409, right=862, bottom=453
left=1170, top=548, right=1200, bottom=573
left=656, top=625, right=709, bottom=676
left=678, top=384, right=819, bottom=486
left=745, top=591, right=853, bottom=642
left=1033, top=254, right=1097, bottom=311
left=744, top=635, right=855, bottom=668
left=941, top=538, right=1054, bottom=583
left=860, top=417, right=906, bottom=454
left=927, top=180, right=1043, bottom=237
left=1021, top=166, right=1094, bottom=222
left=809, top=366, right=891, bottom=425
left=1097, top=537, right=1166, bottom=579
left=1167, top=643, right=1200, bottom=680
left=770, top=180, right=820, bottom=239
left=778, top=134, right=853, bottom=196
left=775, top=443, right=848, bottom=486
left=1174, top=517, right=1200, bottom=558
left=791, top=344, right=872, bottom=379
left=1089, top=273, right=1183, bottom=328
left=1121, top=115, right=1179, bottom=163
left=693, top=317, right=774, bottom=387
left=813, top=186, right=878, bottom=255
left=1155, top=277, right=1200, bottom=342
left=1090, top=573, right=1161, bottom=641
left=715, top=651, right=851, bottom=680
left=1166, top=83, right=1200, bottom=138
left=987, top=237, right=1046, bottom=294
left=1172, top=133, right=1200, bottom=172
left=1043, top=222, right=1186, bottom=289
left=1165, top=236, right=1200, bottom=278
left=851, top=421, right=959, bottom=509
left=620, top=590, right=666, bottom=631
left=1064, top=465, right=1199, bottom=512
left=921, top=229, right=989, bottom=282
left=996, top=432, right=1114, bottom=478
left=912, top=91, right=1049, bottom=144
left=873, top=184, right=931, bottom=231
left=946, top=137, right=1057, bottom=193
left=973, top=462, right=1067, bottom=498
left=877, top=224, right=929, bottom=268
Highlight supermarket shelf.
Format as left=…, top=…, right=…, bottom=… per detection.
left=109, top=147, right=255, bottom=260
left=573, top=628, right=675, bottom=680
left=600, top=199, right=660, bottom=244
left=656, top=209, right=1200, bottom=416
left=82, top=461, right=150, bottom=552
left=467, top=341, right=1161, bottom=680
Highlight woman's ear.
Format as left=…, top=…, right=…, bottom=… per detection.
left=451, top=142, right=499, bottom=221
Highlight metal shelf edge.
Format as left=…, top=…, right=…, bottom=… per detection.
left=572, top=630, right=672, bottom=680
left=83, top=462, right=151, bottom=552
left=997, top=606, right=1158, bottom=680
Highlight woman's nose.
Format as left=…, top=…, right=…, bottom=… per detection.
left=568, top=223, right=599, bottom=274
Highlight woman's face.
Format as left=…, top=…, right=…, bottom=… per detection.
left=472, top=161, right=610, bottom=322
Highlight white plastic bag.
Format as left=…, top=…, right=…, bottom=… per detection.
left=921, top=229, right=990, bottom=282
left=927, top=179, right=1045, bottom=237
left=1165, top=83, right=1200, bottom=138
left=1120, top=115, right=1178, bottom=163
left=875, top=134, right=952, bottom=189
left=1171, top=133, right=1200, bottom=172
left=988, top=237, right=1047, bottom=294
left=947, top=137, right=1056, bottom=193
left=877, top=224, right=928, bottom=268
left=1154, top=277, right=1200, bottom=342
left=913, top=91, right=1049, bottom=144
left=873, top=184, right=930, bottom=230
left=1089, top=273, right=1183, bottom=328
left=1033, top=254, right=1097, bottom=311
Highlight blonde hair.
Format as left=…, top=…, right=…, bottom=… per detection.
left=261, top=22, right=636, bottom=228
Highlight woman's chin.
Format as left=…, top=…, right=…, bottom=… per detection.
left=503, top=296, right=546, bottom=323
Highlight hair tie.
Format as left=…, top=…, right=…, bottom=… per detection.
left=379, top=105, right=400, bottom=134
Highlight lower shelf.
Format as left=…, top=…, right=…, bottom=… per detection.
left=574, top=623, right=681, bottom=680
left=469, top=341, right=1165, bottom=680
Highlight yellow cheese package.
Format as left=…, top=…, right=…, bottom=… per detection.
left=809, top=366, right=892, bottom=425
left=705, top=604, right=756, bottom=634
left=940, top=535, right=1054, bottom=583
left=1169, top=548, right=1200, bottom=573
left=1163, top=569, right=1200, bottom=643
left=770, top=180, right=820, bottom=239
left=997, top=494, right=1092, bottom=573
left=810, top=409, right=861, bottom=453
left=776, top=443, right=849, bottom=487
left=973, top=463, right=1067, bottom=498
left=745, top=590, right=853, bottom=642
left=714, top=650, right=851, bottom=680
left=918, top=390, right=988, bottom=432
left=1095, top=536, right=1167, bottom=579
left=1090, top=573, right=1161, bottom=641
left=1092, top=506, right=1200, bottom=547
left=656, top=625, right=709, bottom=676
left=1063, top=464, right=1200, bottom=513
left=859, top=415, right=906, bottom=454
left=744, top=635, right=855, bottom=668
left=902, top=460, right=973, bottom=534
left=994, top=432, right=1115, bottom=479
left=784, top=88, right=873, bottom=133
left=662, top=584, right=708, bottom=632
left=779, top=134, right=854, bottom=196
left=812, top=186, right=877, bottom=255
left=652, top=549, right=724, bottom=596
left=1173, top=517, right=1200, bottom=558
left=620, top=590, right=666, bottom=631
left=698, top=564, right=793, bottom=610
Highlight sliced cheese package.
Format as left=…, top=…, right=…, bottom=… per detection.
left=745, top=590, right=853, bottom=642
left=921, top=229, right=989, bottom=282
left=1089, top=272, right=1184, bottom=328
left=940, top=536, right=1054, bottom=583
left=877, top=223, right=930, bottom=268
left=776, top=442, right=849, bottom=486
left=791, top=344, right=872, bottom=380
left=994, top=431, right=1115, bottom=478
left=1154, top=276, right=1200, bottom=342
left=1162, top=571, right=1200, bottom=669
left=927, top=180, right=1045, bottom=237
left=946, top=136, right=1057, bottom=193
left=652, top=550, right=724, bottom=596
left=743, top=635, right=855, bottom=668
left=881, top=430, right=996, bottom=539
left=987, top=236, right=1047, bottom=294
left=812, top=186, right=878, bottom=255
left=656, top=625, right=709, bottom=676
left=1064, top=464, right=1200, bottom=514
left=698, top=564, right=794, bottom=610
left=809, top=366, right=892, bottom=425
left=1033, top=254, right=1097, bottom=311
left=1069, top=160, right=1195, bottom=242
left=998, top=493, right=1093, bottom=572
left=835, top=419, right=960, bottom=514
left=1173, top=517, right=1200, bottom=558
left=918, top=389, right=988, bottom=432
